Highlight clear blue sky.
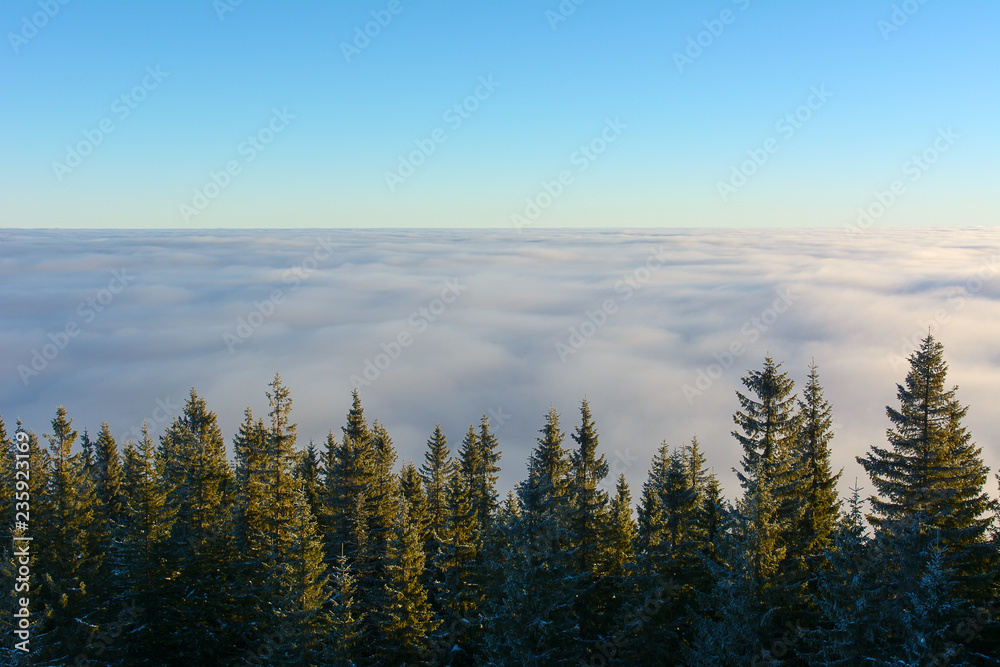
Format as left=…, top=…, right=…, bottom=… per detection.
left=2, top=0, right=997, bottom=228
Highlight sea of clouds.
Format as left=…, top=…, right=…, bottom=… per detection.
left=2, top=227, right=999, bottom=503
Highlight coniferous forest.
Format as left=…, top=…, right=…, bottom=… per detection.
left=3, top=333, right=999, bottom=666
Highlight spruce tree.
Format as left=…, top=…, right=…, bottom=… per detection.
left=492, top=407, right=579, bottom=664
left=325, top=549, right=365, bottom=665
left=730, top=356, right=808, bottom=648
left=631, top=444, right=703, bottom=663
left=856, top=334, right=998, bottom=661
left=456, top=415, right=503, bottom=657
left=472, top=415, right=502, bottom=537
left=567, top=399, right=610, bottom=639
left=118, top=424, right=177, bottom=666
left=381, top=496, right=439, bottom=665
left=91, top=421, right=125, bottom=616
left=158, top=389, right=239, bottom=666
left=795, top=363, right=842, bottom=571
left=858, top=334, right=997, bottom=604
left=432, top=461, right=481, bottom=663
left=268, top=485, right=330, bottom=666
left=295, top=439, right=324, bottom=527
left=93, top=421, right=125, bottom=524
left=400, top=461, right=429, bottom=543
left=321, top=389, right=375, bottom=574
left=421, top=424, right=453, bottom=562
left=33, top=407, right=104, bottom=664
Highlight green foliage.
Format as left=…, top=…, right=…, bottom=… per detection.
left=13, top=337, right=998, bottom=666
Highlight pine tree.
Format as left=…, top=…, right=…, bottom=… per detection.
left=567, top=399, right=610, bottom=647
left=93, top=421, right=125, bottom=524
left=730, top=356, right=808, bottom=649
left=804, top=481, right=885, bottom=665
left=295, top=439, right=324, bottom=527
left=268, top=485, right=330, bottom=666
left=491, top=407, right=580, bottom=664
left=325, top=550, right=365, bottom=666
left=581, top=473, right=637, bottom=666
left=32, top=407, right=104, bottom=664
left=795, top=363, right=842, bottom=572
left=381, top=496, right=439, bottom=665
left=858, top=333, right=997, bottom=605
left=432, top=461, right=481, bottom=664
left=472, top=415, right=502, bottom=538
left=400, top=461, right=429, bottom=543
left=421, top=424, right=453, bottom=562
left=158, top=389, right=239, bottom=666
left=321, top=389, right=375, bottom=573
left=455, top=415, right=503, bottom=659
left=630, top=443, right=705, bottom=663
left=118, top=424, right=177, bottom=666
left=91, top=421, right=125, bottom=616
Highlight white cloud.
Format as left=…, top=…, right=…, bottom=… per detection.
left=2, top=228, right=998, bottom=503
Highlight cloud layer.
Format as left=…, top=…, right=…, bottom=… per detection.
left=2, top=228, right=999, bottom=501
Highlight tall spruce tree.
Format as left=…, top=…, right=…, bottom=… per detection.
left=794, top=362, right=843, bottom=634
left=567, top=399, right=610, bottom=641
left=491, top=407, right=580, bottom=664
left=630, top=443, right=704, bottom=663
left=295, top=439, right=324, bottom=526
left=324, top=549, right=365, bottom=666
left=91, top=421, right=125, bottom=615
left=471, top=415, right=502, bottom=538
left=118, top=424, right=177, bottom=666
left=857, top=334, right=998, bottom=661
left=33, top=407, right=104, bottom=664
left=457, top=415, right=503, bottom=658
left=321, top=389, right=375, bottom=573
left=158, top=389, right=239, bottom=666
left=421, top=424, right=453, bottom=563
left=722, top=357, right=808, bottom=659
left=859, top=334, right=996, bottom=603
left=381, top=496, right=439, bottom=665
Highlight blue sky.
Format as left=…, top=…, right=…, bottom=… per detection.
left=2, top=0, right=998, bottom=228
